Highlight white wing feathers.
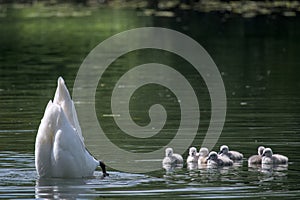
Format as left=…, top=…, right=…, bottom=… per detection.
left=53, top=77, right=84, bottom=143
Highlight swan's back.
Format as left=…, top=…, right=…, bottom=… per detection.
left=271, top=154, right=288, bottom=164
left=35, top=77, right=99, bottom=178
left=248, top=155, right=261, bottom=165
left=35, top=101, right=58, bottom=177
left=35, top=101, right=98, bottom=178
left=273, top=154, right=288, bottom=162
left=228, top=150, right=243, bottom=160
left=173, top=153, right=183, bottom=164
left=219, top=155, right=233, bottom=166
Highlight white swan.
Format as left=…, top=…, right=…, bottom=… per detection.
left=35, top=77, right=108, bottom=178
left=207, top=151, right=233, bottom=167
left=219, top=145, right=243, bottom=161
left=262, top=148, right=288, bottom=165
left=162, top=147, right=183, bottom=166
left=198, top=147, right=209, bottom=165
left=248, top=146, right=265, bottom=165
left=186, top=147, right=199, bottom=163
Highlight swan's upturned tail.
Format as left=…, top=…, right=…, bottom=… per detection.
left=35, top=77, right=107, bottom=178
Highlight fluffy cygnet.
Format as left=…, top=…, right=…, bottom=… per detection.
left=219, top=145, right=243, bottom=161
left=262, top=148, right=288, bottom=165
left=162, top=147, right=183, bottom=166
left=187, top=147, right=199, bottom=163
left=248, top=146, right=265, bottom=165
left=198, top=147, right=209, bottom=165
left=207, top=151, right=233, bottom=167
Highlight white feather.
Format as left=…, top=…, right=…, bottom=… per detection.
left=35, top=77, right=99, bottom=178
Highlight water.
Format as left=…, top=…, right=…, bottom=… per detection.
left=0, top=6, right=300, bottom=199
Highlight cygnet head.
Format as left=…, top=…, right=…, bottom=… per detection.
left=219, top=145, right=229, bottom=154
left=207, top=151, right=218, bottom=161
left=262, top=148, right=273, bottom=157
left=258, top=146, right=265, bottom=156
left=189, top=147, right=197, bottom=156
left=199, top=147, right=209, bottom=157
left=165, top=147, right=173, bottom=157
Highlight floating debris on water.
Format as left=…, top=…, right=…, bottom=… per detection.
left=240, top=102, right=248, bottom=106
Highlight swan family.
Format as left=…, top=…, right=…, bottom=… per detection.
left=163, top=145, right=288, bottom=169
left=35, top=77, right=108, bottom=178
left=36, top=77, right=289, bottom=178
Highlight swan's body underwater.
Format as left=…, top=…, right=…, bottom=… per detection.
left=35, top=77, right=108, bottom=178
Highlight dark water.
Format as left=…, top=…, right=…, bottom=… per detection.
left=0, top=6, right=300, bottom=199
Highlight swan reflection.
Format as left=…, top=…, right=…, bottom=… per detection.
left=35, top=177, right=95, bottom=199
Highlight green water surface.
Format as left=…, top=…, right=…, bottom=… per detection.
left=0, top=6, right=299, bottom=199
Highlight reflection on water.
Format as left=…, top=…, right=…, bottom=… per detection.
left=0, top=150, right=295, bottom=199
left=163, top=163, right=184, bottom=173
left=35, top=172, right=156, bottom=199
left=249, top=163, right=288, bottom=179
left=0, top=6, right=300, bottom=199
left=35, top=171, right=171, bottom=199
left=187, top=162, right=198, bottom=171
left=35, top=178, right=91, bottom=199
